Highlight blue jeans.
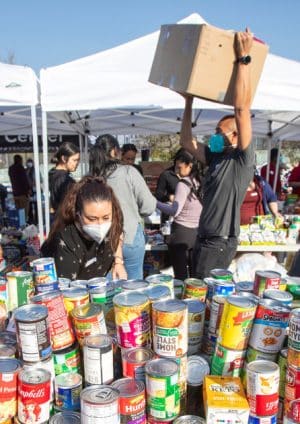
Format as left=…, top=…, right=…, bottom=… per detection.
left=123, top=224, right=145, bottom=280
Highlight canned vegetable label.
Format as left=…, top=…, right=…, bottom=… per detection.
left=6, top=272, right=34, bottom=311
left=53, top=343, right=81, bottom=375
left=183, top=279, right=207, bottom=302
left=211, top=344, right=246, bottom=377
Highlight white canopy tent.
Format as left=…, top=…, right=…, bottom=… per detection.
left=0, top=63, right=46, bottom=243
left=40, top=12, right=300, bottom=233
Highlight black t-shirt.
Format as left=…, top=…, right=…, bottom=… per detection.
left=49, top=168, right=75, bottom=211
left=41, top=223, right=114, bottom=280
left=198, top=143, right=255, bottom=238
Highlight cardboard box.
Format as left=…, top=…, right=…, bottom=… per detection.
left=203, top=375, right=250, bottom=424
left=149, top=24, right=269, bottom=106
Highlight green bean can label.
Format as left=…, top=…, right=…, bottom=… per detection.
left=6, top=272, right=34, bottom=311
left=53, top=344, right=81, bottom=375
left=211, top=343, right=246, bottom=377
left=146, top=374, right=180, bottom=420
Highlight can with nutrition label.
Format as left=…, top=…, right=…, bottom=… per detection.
left=71, top=302, right=107, bottom=345
left=80, top=386, right=120, bottom=424
left=0, top=358, right=22, bottom=422
left=208, top=295, right=226, bottom=336
left=183, top=299, right=205, bottom=355
left=111, top=378, right=146, bottom=424
left=83, top=334, right=114, bottom=385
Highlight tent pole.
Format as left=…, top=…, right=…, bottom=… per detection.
left=273, top=140, right=282, bottom=193
left=265, top=121, right=272, bottom=184
left=84, top=135, right=88, bottom=175
left=79, top=134, right=84, bottom=177
left=31, top=106, right=44, bottom=244
left=42, top=110, right=50, bottom=236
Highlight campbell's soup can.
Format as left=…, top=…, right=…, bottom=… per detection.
left=80, top=385, right=120, bottom=424
left=145, top=358, right=180, bottom=421
left=211, top=343, right=246, bottom=377
left=248, top=299, right=290, bottom=354
left=288, top=309, right=300, bottom=350
left=23, top=356, right=55, bottom=402
left=246, top=360, right=279, bottom=416
left=183, top=299, right=205, bottom=355
left=254, top=271, right=281, bottom=297
left=152, top=299, right=188, bottom=357
left=182, top=278, right=207, bottom=302
left=31, top=257, right=57, bottom=285
left=122, top=347, right=154, bottom=382
left=111, top=378, right=146, bottom=424
left=208, top=295, right=226, bottom=336
left=53, top=342, right=81, bottom=376
left=0, top=358, right=22, bottom=421
left=14, top=304, right=52, bottom=362
left=114, top=292, right=151, bottom=349
left=31, top=291, right=75, bottom=351
left=62, top=288, right=89, bottom=315
left=218, top=295, right=257, bottom=350
left=6, top=271, right=34, bottom=311
left=18, top=368, right=51, bottom=424
left=71, top=302, right=107, bottom=345
left=83, top=334, right=114, bottom=385
left=55, top=372, right=82, bottom=411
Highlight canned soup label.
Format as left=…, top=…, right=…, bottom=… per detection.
left=289, top=320, right=300, bottom=349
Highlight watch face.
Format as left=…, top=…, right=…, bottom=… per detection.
left=240, top=55, right=251, bottom=64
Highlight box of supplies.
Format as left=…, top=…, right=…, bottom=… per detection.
left=149, top=24, right=269, bottom=106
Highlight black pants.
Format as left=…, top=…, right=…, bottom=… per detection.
left=192, top=235, right=238, bottom=279
left=168, top=222, right=198, bottom=281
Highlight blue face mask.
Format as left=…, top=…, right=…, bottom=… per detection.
left=208, top=133, right=225, bottom=153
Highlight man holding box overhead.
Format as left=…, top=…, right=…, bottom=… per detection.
left=180, top=28, right=255, bottom=279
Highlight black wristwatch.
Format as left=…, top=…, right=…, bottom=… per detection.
left=236, top=55, right=251, bottom=65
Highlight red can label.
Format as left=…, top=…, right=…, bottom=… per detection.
left=285, top=365, right=300, bottom=415
left=247, top=368, right=279, bottom=416
left=0, top=371, right=18, bottom=420
left=254, top=272, right=281, bottom=297
left=18, top=380, right=51, bottom=423
left=119, top=393, right=146, bottom=424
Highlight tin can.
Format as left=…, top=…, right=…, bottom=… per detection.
left=111, top=378, right=146, bottom=424
left=278, top=348, right=288, bottom=398
left=35, top=281, right=59, bottom=293
left=246, top=360, right=279, bottom=416
left=201, top=331, right=217, bottom=356
left=114, top=292, right=151, bottom=349
left=286, top=276, right=300, bottom=300
left=248, top=415, right=277, bottom=424
left=146, top=274, right=174, bottom=298
left=121, top=280, right=150, bottom=293
left=80, top=386, right=120, bottom=424
left=147, top=418, right=174, bottom=424
left=287, top=398, right=300, bottom=423
left=49, top=411, right=81, bottom=423
left=254, top=270, right=281, bottom=297
left=246, top=346, right=278, bottom=363
left=187, top=355, right=210, bottom=386
left=208, top=295, right=226, bottom=336
left=14, top=304, right=52, bottom=362
left=235, top=281, right=254, bottom=293
left=58, top=278, right=71, bottom=290
left=263, top=289, right=293, bottom=307
left=83, top=334, right=113, bottom=385
left=152, top=299, right=188, bottom=357
left=52, top=342, right=81, bottom=376
left=183, top=299, right=205, bottom=355
left=287, top=347, right=300, bottom=369
left=55, top=372, right=82, bottom=411
left=6, top=271, right=34, bottom=311
left=145, top=285, right=172, bottom=304
left=23, top=356, right=55, bottom=401
left=31, top=291, right=75, bottom=351
left=0, top=344, right=16, bottom=358
left=0, top=279, right=7, bottom=331
left=211, top=343, right=246, bottom=377
left=89, top=285, right=115, bottom=316
left=87, top=277, right=107, bottom=289
left=69, top=280, right=89, bottom=289
left=145, top=358, right=180, bottom=421
left=285, top=365, right=300, bottom=416
left=213, top=279, right=235, bottom=297
left=203, top=278, right=215, bottom=302
left=278, top=397, right=284, bottom=424
left=0, top=358, right=21, bottom=421
left=174, top=417, right=206, bottom=424
left=71, top=302, right=107, bottom=345
left=182, top=278, right=207, bottom=302
left=210, top=269, right=233, bottom=281
left=62, top=288, right=89, bottom=315
left=18, top=368, right=51, bottom=424
left=249, top=299, right=290, bottom=353
left=173, top=279, right=184, bottom=299
left=218, top=295, right=257, bottom=350
left=236, top=291, right=260, bottom=304
left=288, top=309, right=300, bottom=350
left=122, top=347, right=154, bottom=382
left=31, top=257, right=57, bottom=285
left=0, top=331, right=17, bottom=346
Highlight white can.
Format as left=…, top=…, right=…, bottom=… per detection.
left=83, top=334, right=114, bottom=385
left=80, top=386, right=120, bottom=424
left=183, top=299, right=205, bottom=355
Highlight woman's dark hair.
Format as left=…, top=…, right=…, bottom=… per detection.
left=89, top=134, right=120, bottom=178
left=52, top=142, right=80, bottom=165
left=121, top=143, right=137, bottom=155
left=48, top=176, right=123, bottom=252
left=175, top=148, right=204, bottom=200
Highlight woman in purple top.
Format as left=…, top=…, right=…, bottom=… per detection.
left=157, top=150, right=203, bottom=280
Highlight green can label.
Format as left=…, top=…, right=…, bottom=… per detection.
left=211, top=344, right=246, bottom=377
left=146, top=374, right=180, bottom=420
left=7, top=272, right=34, bottom=311
left=278, top=350, right=287, bottom=398
left=53, top=345, right=81, bottom=375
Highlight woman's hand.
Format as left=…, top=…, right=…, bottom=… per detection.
left=112, top=262, right=127, bottom=280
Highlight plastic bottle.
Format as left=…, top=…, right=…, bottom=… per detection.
left=288, top=224, right=299, bottom=244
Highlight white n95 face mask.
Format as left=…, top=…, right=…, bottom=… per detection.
left=82, top=221, right=111, bottom=244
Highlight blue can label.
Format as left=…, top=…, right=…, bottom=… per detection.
left=213, top=282, right=235, bottom=297
left=33, top=259, right=57, bottom=284
left=56, top=385, right=81, bottom=410
left=35, top=282, right=59, bottom=293
left=248, top=415, right=277, bottom=424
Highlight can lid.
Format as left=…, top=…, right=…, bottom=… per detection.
left=203, top=278, right=215, bottom=287
left=80, top=386, right=119, bottom=404
left=20, top=368, right=51, bottom=384
left=264, top=289, right=293, bottom=302
left=49, top=411, right=81, bottom=424
left=280, top=348, right=288, bottom=358
left=291, top=308, right=300, bottom=318
left=227, top=295, right=256, bottom=309
left=146, top=274, right=173, bottom=284
left=183, top=298, right=206, bottom=313
left=87, top=277, right=107, bottom=285
left=31, top=290, right=61, bottom=303
left=255, top=270, right=281, bottom=279
left=235, top=292, right=259, bottom=304
left=0, top=358, right=21, bottom=373
left=70, top=280, right=89, bottom=288
left=14, top=304, right=48, bottom=322
left=0, top=344, right=16, bottom=357
left=0, top=331, right=17, bottom=345
left=247, top=360, right=279, bottom=374
left=111, top=377, right=145, bottom=396
left=55, top=372, right=82, bottom=388
left=146, top=285, right=171, bottom=301
left=123, top=347, right=154, bottom=364
left=145, top=358, right=178, bottom=377
left=6, top=271, right=32, bottom=277
left=113, top=291, right=149, bottom=307
left=187, top=355, right=210, bottom=386
left=258, top=298, right=291, bottom=313
left=83, top=334, right=112, bottom=349
left=210, top=269, right=233, bottom=280
left=174, top=416, right=206, bottom=424
left=122, top=280, right=149, bottom=291
left=183, top=278, right=206, bottom=288
left=72, top=302, right=103, bottom=318
left=153, top=299, right=187, bottom=313
left=31, top=257, right=55, bottom=265
left=62, top=288, right=88, bottom=298
left=235, top=281, right=254, bottom=292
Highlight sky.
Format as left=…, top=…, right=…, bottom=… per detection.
left=1, top=0, right=299, bottom=72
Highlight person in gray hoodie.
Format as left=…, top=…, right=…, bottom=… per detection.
left=89, top=134, right=156, bottom=279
